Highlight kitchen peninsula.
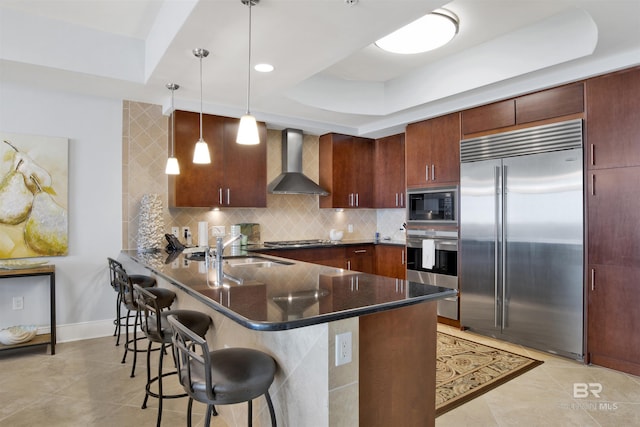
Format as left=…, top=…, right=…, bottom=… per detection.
left=119, top=248, right=456, bottom=427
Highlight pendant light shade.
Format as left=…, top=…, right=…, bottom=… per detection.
left=193, top=48, right=211, bottom=164
left=236, top=0, right=260, bottom=145
left=165, top=83, right=180, bottom=175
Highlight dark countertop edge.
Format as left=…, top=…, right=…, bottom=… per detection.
left=122, top=251, right=455, bottom=332
left=250, top=239, right=406, bottom=251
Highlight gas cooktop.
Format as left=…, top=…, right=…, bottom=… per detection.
left=263, top=239, right=333, bottom=248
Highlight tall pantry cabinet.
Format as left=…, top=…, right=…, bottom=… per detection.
left=586, top=66, right=640, bottom=376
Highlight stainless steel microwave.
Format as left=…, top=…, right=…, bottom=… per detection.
left=407, top=187, right=458, bottom=225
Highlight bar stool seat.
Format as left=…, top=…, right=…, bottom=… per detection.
left=108, top=257, right=157, bottom=346
left=135, top=284, right=212, bottom=427
left=169, top=315, right=277, bottom=427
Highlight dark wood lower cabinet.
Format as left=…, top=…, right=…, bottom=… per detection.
left=587, top=166, right=640, bottom=375
left=588, top=264, right=640, bottom=376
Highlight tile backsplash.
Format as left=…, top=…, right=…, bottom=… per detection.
left=122, top=101, right=406, bottom=248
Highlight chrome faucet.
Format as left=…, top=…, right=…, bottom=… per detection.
left=209, top=234, right=242, bottom=284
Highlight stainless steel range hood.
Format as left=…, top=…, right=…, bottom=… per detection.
left=267, top=128, right=329, bottom=195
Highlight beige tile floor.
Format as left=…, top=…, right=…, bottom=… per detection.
left=0, top=327, right=638, bottom=427
left=0, top=335, right=227, bottom=427
left=436, top=324, right=640, bottom=427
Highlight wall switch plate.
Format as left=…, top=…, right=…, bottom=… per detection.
left=171, top=226, right=179, bottom=236
left=335, top=332, right=352, bottom=366
left=12, top=296, right=24, bottom=310
left=211, top=226, right=225, bottom=237
left=181, top=227, right=192, bottom=245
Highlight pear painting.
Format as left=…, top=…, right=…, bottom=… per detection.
left=0, top=134, right=68, bottom=258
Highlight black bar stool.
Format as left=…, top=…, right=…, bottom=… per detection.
left=107, top=257, right=157, bottom=347
left=168, top=314, right=278, bottom=427
left=113, top=264, right=176, bottom=377
left=134, top=284, right=212, bottom=427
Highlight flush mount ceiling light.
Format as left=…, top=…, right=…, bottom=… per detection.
left=192, top=48, right=211, bottom=164
left=236, top=0, right=260, bottom=146
left=375, top=9, right=459, bottom=54
left=165, top=83, right=180, bottom=175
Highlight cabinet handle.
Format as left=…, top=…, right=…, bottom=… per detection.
left=355, top=193, right=359, bottom=207
left=591, top=174, right=595, bottom=196
left=348, top=193, right=353, bottom=207
left=425, top=165, right=429, bottom=182
left=395, top=193, right=398, bottom=207
left=401, top=250, right=405, bottom=265
left=591, top=268, right=595, bottom=291
left=219, top=188, right=223, bottom=205
left=354, top=250, right=367, bottom=254
left=432, top=164, right=435, bottom=181
left=347, top=260, right=351, bottom=270
left=227, top=188, right=231, bottom=205
left=400, top=193, right=404, bottom=207
left=590, top=144, right=595, bottom=166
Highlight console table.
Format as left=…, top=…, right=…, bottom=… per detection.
left=0, top=264, right=56, bottom=355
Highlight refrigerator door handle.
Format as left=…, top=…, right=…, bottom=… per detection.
left=501, top=164, right=508, bottom=330
left=494, top=165, right=501, bottom=328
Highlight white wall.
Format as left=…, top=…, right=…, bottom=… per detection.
left=0, top=82, right=123, bottom=341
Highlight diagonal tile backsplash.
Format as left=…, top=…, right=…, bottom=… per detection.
left=122, top=101, right=405, bottom=249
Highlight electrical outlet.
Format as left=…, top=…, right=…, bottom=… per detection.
left=181, top=227, right=192, bottom=245
left=347, top=224, right=354, bottom=233
left=335, top=332, right=352, bottom=366
left=171, top=226, right=179, bottom=236
left=12, top=296, right=24, bottom=310
left=211, top=226, right=225, bottom=237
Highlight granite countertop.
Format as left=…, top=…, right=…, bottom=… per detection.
left=122, top=248, right=454, bottom=332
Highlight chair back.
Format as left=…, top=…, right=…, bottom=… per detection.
left=134, top=284, right=164, bottom=341
left=107, top=257, right=124, bottom=292
left=168, top=314, right=215, bottom=402
left=113, top=264, right=137, bottom=310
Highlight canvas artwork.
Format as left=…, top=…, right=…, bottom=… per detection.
left=0, top=132, right=69, bottom=259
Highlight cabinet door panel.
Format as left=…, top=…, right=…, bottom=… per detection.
left=405, top=120, right=431, bottom=188
left=586, top=67, right=640, bottom=169
left=430, top=113, right=460, bottom=185
left=171, top=111, right=223, bottom=207
left=588, top=264, right=640, bottom=376
left=352, top=137, right=374, bottom=208
left=588, top=167, right=640, bottom=267
left=515, top=83, right=584, bottom=124
left=374, top=134, right=405, bottom=208
left=375, top=245, right=406, bottom=279
left=462, top=99, right=515, bottom=136
left=221, top=119, right=267, bottom=207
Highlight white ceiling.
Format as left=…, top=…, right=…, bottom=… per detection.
left=1, top=0, right=639, bottom=137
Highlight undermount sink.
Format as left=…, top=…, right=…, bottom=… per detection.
left=224, top=256, right=293, bottom=268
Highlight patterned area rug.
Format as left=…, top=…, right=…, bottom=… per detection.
left=436, top=332, right=543, bottom=416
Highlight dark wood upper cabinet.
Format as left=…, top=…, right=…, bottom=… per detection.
left=586, top=67, right=640, bottom=169
left=169, top=110, right=266, bottom=208
left=515, top=83, right=584, bottom=125
left=374, top=133, right=405, bottom=208
left=405, top=112, right=460, bottom=188
left=462, top=99, right=515, bottom=136
left=319, top=133, right=374, bottom=208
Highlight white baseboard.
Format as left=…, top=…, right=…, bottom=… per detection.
left=53, top=319, right=128, bottom=343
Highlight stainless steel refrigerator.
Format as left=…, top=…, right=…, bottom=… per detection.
left=459, top=119, right=584, bottom=360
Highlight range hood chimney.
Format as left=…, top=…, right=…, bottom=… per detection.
left=267, top=128, right=329, bottom=195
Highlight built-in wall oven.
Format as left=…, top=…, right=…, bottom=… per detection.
left=406, top=229, right=459, bottom=320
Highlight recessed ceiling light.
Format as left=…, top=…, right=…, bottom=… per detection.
left=375, top=9, right=459, bottom=54
left=254, top=63, right=274, bottom=72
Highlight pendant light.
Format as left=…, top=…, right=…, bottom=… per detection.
left=192, top=48, right=211, bottom=164
left=165, top=83, right=180, bottom=175
left=236, top=0, right=260, bottom=145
